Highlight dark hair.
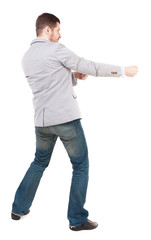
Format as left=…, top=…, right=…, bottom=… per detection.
left=36, top=13, right=60, bottom=36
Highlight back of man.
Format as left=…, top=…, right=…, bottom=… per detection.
left=22, top=38, right=81, bottom=126
left=11, top=12, right=138, bottom=231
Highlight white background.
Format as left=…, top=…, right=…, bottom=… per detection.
left=0, top=0, right=151, bottom=239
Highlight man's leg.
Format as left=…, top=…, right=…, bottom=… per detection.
left=53, top=119, right=89, bottom=227
left=12, top=126, right=58, bottom=216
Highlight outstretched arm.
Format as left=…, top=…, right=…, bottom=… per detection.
left=56, top=43, right=138, bottom=78
left=74, top=66, right=138, bottom=80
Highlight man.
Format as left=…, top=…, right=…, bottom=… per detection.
left=11, top=13, right=138, bottom=231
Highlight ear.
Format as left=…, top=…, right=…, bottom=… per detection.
left=45, top=26, right=52, bottom=35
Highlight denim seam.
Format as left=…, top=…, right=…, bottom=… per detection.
left=72, top=120, right=79, bottom=138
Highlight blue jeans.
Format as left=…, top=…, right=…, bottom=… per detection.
left=12, top=119, right=89, bottom=227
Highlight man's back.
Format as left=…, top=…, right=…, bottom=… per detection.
left=22, top=38, right=81, bottom=127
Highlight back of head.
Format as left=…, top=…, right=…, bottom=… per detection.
left=36, top=13, right=60, bottom=37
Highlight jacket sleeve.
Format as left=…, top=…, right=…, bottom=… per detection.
left=56, top=43, right=123, bottom=77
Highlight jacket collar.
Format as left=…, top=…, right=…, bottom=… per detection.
left=31, top=38, right=52, bottom=45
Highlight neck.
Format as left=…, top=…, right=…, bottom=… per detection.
left=37, top=35, right=49, bottom=40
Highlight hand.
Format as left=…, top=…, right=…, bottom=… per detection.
left=74, top=72, right=88, bottom=80
left=125, top=66, right=138, bottom=77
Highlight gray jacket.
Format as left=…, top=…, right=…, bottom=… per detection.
left=22, top=38, right=123, bottom=126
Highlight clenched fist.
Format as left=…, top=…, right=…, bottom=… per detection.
left=74, top=72, right=88, bottom=80
left=125, top=66, right=138, bottom=77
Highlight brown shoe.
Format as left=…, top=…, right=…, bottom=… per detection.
left=11, top=210, right=30, bottom=220
left=69, top=219, right=98, bottom=231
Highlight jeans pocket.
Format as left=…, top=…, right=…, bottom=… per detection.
left=53, top=121, right=77, bottom=142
